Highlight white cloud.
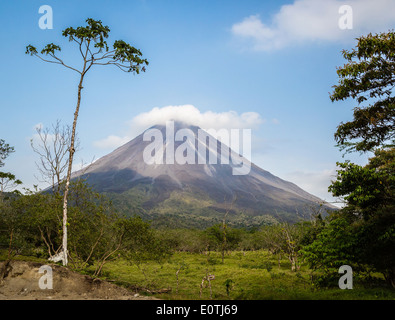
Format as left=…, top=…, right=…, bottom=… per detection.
left=130, top=104, right=263, bottom=130
left=231, top=0, right=395, bottom=51
left=93, top=104, right=264, bottom=150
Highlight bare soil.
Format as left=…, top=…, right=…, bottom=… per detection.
left=0, top=260, right=158, bottom=300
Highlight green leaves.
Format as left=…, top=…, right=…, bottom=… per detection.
left=26, top=18, right=149, bottom=76
left=0, top=139, right=14, bottom=168
left=322, top=33, right=395, bottom=287
left=25, top=44, right=38, bottom=56
left=113, top=40, right=149, bottom=73
left=0, top=140, right=22, bottom=195
left=328, top=156, right=392, bottom=216
left=62, top=18, right=110, bottom=49
left=0, top=172, right=22, bottom=184
left=41, top=43, right=61, bottom=55
left=300, top=216, right=364, bottom=287
left=330, top=31, right=395, bottom=153
left=26, top=43, right=61, bottom=56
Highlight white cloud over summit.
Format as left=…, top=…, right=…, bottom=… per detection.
left=93, top=105, right=263, bottom=150
left=131, top=105, right=263, bottom=130
left=232, top=0, right=395, bottom=51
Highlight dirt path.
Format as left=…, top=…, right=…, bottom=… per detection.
left=0, top=260, right=158, bottom=300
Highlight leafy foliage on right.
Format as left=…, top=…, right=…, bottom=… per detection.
left=302, top=31, right=395, bottom=288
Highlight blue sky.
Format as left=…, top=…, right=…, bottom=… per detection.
left=1, top=0, right=394, bottom=204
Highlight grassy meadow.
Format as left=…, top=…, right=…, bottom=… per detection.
left=93, top=250, right=395, bottom=300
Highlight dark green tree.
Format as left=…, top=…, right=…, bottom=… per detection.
left=303, top=31, right=395, bottom=288
left=328, top=152, right=393, bottom=217
left=205, top=224, right=242, bottom=258
left=26, top=18, right=148, bottom=266
left=329, top=31, right=394, bottom=219
left=330, top=31, right=395, bottom=153
left=0, top=139, right=25, bottom=260
left=4, top=188, right=61, bottom=259
left=119, top=215, right=172, bottom=282
left=301, top=213, right=365, bottom=287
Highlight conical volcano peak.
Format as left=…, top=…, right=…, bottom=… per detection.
left=140, top=120, right=252, bottom=175
left=72, top=121, right=334, bottom=226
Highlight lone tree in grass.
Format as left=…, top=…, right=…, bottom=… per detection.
left=26, top=18, right=149, bottom=266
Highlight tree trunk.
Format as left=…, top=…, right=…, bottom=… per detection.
left=384, top=267, right=395, bottom=289
left=0, top=260, right=12, bottom=284
left=61, top=76, right=84, bottom=266
left=221, top=223, right=226, bottom=264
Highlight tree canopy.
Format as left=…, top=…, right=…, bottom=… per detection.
left=26, top=18, right=148, bottom=75
left=330, top=31, right=395, bottom=153
left=303, top=31, right=395, bottom=288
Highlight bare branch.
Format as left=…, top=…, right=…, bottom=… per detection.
left=34, top=53, right=82, bottom=74
left=31, top=120, right=79, bottom=194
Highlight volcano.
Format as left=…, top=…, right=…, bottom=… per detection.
left=71, top=121, right=333, bottom=227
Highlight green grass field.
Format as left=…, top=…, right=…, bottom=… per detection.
left=95, top=250, right=395, bottom=300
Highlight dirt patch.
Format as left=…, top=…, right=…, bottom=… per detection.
left=0, top=260, right=158, bottom=300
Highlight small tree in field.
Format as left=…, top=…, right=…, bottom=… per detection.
left=26, top=18, right=149, bottom=266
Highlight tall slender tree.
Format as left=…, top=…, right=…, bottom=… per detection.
left=26, top=18, right=148, bottom=266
